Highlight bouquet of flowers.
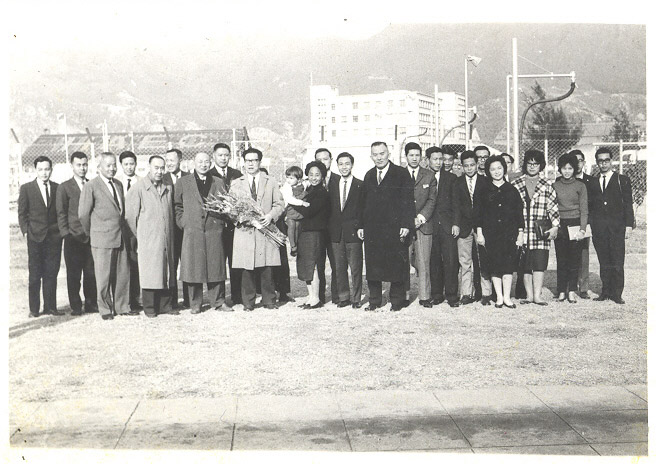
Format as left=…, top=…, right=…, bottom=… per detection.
left=204, top=192, right=287, bottom=247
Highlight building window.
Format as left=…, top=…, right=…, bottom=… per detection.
left=364, top=115, right=370, bottom=122
left=332, top=117, right=336, bottom=123
left=331, top=104, right=336, bottom=110
left=400, top=99, right=406, bottom=107
left=388, top=100, right=394, bottom=108
left=364, top=101, right=370, bottom=109
left=364, top=128, right=370, bottom=135
left=353, top=115, right=358, bottom=123
left=332, top=130, right=337, bottom=137
left=341, top=115, right=347, bottom=123
left=353, top=128, right=359, bottom=135
left=352, top=102, right=358, bottom=110
left=376, top=128, right=383, bottom=135
left=399, top=127, right=406, bottom=135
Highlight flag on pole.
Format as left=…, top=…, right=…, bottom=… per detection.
left=466, top=55, right=482, bottom=67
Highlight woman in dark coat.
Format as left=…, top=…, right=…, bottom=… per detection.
left=474, top=155, right=524, bottom=308
left=292, top=161, right=330, bottom=309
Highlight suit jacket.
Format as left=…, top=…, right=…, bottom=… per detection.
left=324, top=170, right=339, bottom=192
left=162, top=170, right=190, bottom=187
left=208, top=165, right=243, bottom=191
left=328, top=176, right=364, bottom=243
left=588, top=171, right=634, bottom=233
left=454, top=173, right=489, bottom=238
left=18, top=179, right=60, bottom=242
left=56, top=177, right=88, bottom=243
left=430, top=170, right=459, bottom=235
left=116, top=174, right=141, bottom=198
left=78, top=176, right=127, bottom=249
left=410, top=167, right=437, bottom=235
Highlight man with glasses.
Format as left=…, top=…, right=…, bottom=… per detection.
left=474, top=145, right=490, bottom=176
left=571, top=150, right=594, bottom=299
left=588, top=148, right=634, bottom=304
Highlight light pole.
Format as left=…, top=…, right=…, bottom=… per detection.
left=465, top=55, right=481, bottom=150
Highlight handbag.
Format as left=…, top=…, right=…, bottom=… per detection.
left=516, top=244, right=528, bottom=271
left=534, top=219, right=553, bottom=240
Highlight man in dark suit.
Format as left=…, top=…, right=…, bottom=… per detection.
left=405, top=142, right=437, bottom=308
left=427, top=146, right=460, bottom=307
left=56, top=151, right=97, bottom=315
left=78, top=152, right=136, bottom=320
left=572, top=149, right=595, bottom=299
left=588, top=148, right=634, bottom=304
left=315, top=148, right=339, bottom=304
left=328, top=152, right=364, bottom=308
left=118, top=150, right=142, bottom=311
left=208, top=142, right=244, bottom=305
left=18, top=155, right=64, bottom=317
left=358, top=141, right=415, bottom=311
left=163, top=148, right=190, bottom=308
left=454, top=151, right=492, bottom=306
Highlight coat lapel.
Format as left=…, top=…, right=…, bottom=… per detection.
left=257, top=174, right=267, bottom=204
left=97, top=177, right=121, bottom=213
left=31, top=179, right=47, bottom=209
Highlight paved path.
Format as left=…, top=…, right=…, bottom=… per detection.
left=10, top=385, right=647, bottom=455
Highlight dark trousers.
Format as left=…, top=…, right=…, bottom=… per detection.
left=578, top=238, right=590, bottom=293
left=331, top=239, right=363, bottom=304
left=63, top=236, right=97, bottom=312
left=592, top=226, right=626, bottom=299
left=472, top=239, right=482, bottom=299
left=171, top=227, right=189, bottom=307
left=273, top=244, right=291, bottom=296
left=429, top=227, right=459, bottom=303
left=242, top=267, right=275, bottom=309
left=126, top=236, right=140, bottom=307
left=554, top=219, right=583, bottom=293
left=27, top=234, right=62, bottom=315
left=187, top=281, right=225, bottom=310
left=317, top=231, right=339, bottom=303
left=142, top=288, right=173, bottom=316
left=223, top=227, right=243, bottom=304
left=368, top=280, right=405, bottom=307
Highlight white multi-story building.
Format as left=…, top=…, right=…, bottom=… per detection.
left=308, top=85, right=474, bottom=178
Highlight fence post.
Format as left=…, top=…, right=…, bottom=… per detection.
left=619, top=139, right=624, bottom=174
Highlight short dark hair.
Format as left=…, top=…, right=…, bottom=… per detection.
left=285, top=166, right=303, bottom=179
left=404, top=142, right=421, bottom=155
left=484, top=155, right=508, bottom=178
left=442, top=149, right=456, bottom=159
left=119, top=151, right=137, bottom=163
left=473, top=145, right=490, bottom=156
left=242, top=147, right=263, bottom=161
left=305, top=160, right=327, bottom=179
left=34, top=155, right=52, bottom=168
left=500, top=152, right=514, bottom=163
left=595, top=147, right=613, bottom=161
left=425, top=146, right=443, bottom=159
left=166, top=148, right=183, bottom=159
left=557, top=152, right=578, bottom=172
left=336, top=152, right=354, bottom=164
left=522, top=149, right=546, bottom=174
left=149, top=155, right=165, bottom=164
left=460, top=150, right=477, bottom=163
left=213, top=142, right=231, bottom=153
left=70, top=151, right=88, bottom=163
left=371, top=141, right=388, bottom=150
left=260, top=168, right=268, bottom=175
left=315, top=148, right=332, bottom=159
left=569, top=149, right=584, bottom=159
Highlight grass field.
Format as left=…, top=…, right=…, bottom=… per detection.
left=8, top=226, right=647, bottom=403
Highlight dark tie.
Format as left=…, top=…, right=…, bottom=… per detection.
left=602, top=175, right=607, bottom=193
left=127, top=178, right=132, bottom=191
left=82, top=178, right=87, bottom=185
left=109, top=180, right=120, bottom=210
left=412, top=169, right=416, bottom=182
left=222, top=168, right=227, bottom=178
left=250, top=177, right=257, bottom=201
left=44, top=181, right=50, bottom=208
left=341, top=180, right=347, bottom=211
left=377, top=170, right=382, bottom=185
left=467, top=176, right=474, bottom=204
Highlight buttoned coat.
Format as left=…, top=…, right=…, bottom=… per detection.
left=174, top=174, right=227, bottom=283
left=588, top=172, right=634, bottom=234
left=511, top=175, right=560, bottom=250
left=125, top=176, right=176, bottom=290
left=454, top=173, right=490, bottom=238
left=328, top=176, right=364, bottom=243
left=56, top=178, right=88, bottom=242
left=18, top=179, right=61, bottom=242
left=431, top=170, right=460, bottom=236
left=229, top=173, right=284, bottom=270
left=78, top=176, right=126, bottom=249
left=411, top=167, right=437, bottom=235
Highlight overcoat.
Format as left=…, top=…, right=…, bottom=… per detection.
left=511, top=174, right=560, bottom=250
left=173, top=174, right=227, bottom=283
left=359, top=162, right=415, bottom=282
left=125, top=176, right=176, bottom=290
left=229, top=173, right=285, bottom=270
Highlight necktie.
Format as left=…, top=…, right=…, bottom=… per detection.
left=467, top=176, right=474, bottom=204
left=222, top=168, right=227, bottom=178
left=82, top=178, right=87, bottom=185
left=44, top=181, right=50, bottom=207
left=602, top=175, right=607, bottom=193
left=325, top=175, right=330, bottom=191
left=377, top=170, right=382, bottom=185
left=127, top=178, right=132, bottom=191
left=341, top=179, right=347, bottom=211
left=250, top=177, right=257, bottom=201
left=109, top=180, right=120, bottom=211
left=412, top=169, right=416, bottom=182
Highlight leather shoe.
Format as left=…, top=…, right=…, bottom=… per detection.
left=480, top=296, right=492, bottom=306
left=351, top=302, right=362, bottom=309
left=307, top=301, right=323, bottom=309
left=432, top=296, right=445, bottom=305
left=278, top=294, right=295, bottom=303
left=85, top=305, right=99, bottom=313
left=503, top=302, right=517, bottom=309
left=337, top=301, right=351, bottom=308
left=44, top=309, right=65, bottom=316
left=243, top=306, right=255, bottom=312
left=419, top=299, right=432, bottom=308
left=101, top=314, right=114, bottom=320
left=579, top=292, right=590, bottom=299
left=448, top=300, right=460, bottom=308
left=191, top=307, right=203, bottom=314
left=494, top=303, right=504, bottom=308
left=460, top=296, right=475, bottom=305
left=161, top=309, right=180, bottom=316
left=611, top=297, right=626, bottom=305
left=264, top=304, right=278, bottom=310
left=28, top=312, right=39, bottom=318
left=214, top=304, right=234, bottom=312
left=594, top=295, right=609, bottom=301
left=120, top=311, right=140, bottom=316
left=402, top=299, right=410, bottom=308
left=70, top=310, right=83, bottom=316
left=364, top=304, right=379, bottom=311
left=390, top=304, right=403, bottom=311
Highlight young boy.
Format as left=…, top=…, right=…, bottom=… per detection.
left=280, top=166, right=308, bottom=256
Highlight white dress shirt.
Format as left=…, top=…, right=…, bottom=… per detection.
left=407, top=166, right=419, bottom=182
left=37, top=179, right=52, bottom=206
left=246, top=172, right=261, bottom=196
left=376, top=162, right=391, bottom=183
left=339, top=175, right=353, bottom=210
left=73, top=176, right=88, bottom=190
left=99, top=173, right=122, bottom=210
left=122, top=175, right=138, bottom=197
left=599, top=172, right=613, bottom=192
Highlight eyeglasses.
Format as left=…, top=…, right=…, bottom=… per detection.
left=244, top=158, right=260, bottom=163
left=597, top=159, right=611, bottom=164
left=527, top=162, right=540, bottom=167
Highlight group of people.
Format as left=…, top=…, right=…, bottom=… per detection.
left=17, top=139, right=634, bottom=320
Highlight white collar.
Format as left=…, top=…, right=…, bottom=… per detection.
left=376, top=162, right=391, bottom=177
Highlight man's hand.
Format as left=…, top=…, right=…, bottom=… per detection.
left=260, top=213, right=272, bottom=227
left=357, top=229, right=364, bottom=240
left=625, top=226, right=633, bottom=239
left=414, top=217, right=422, bottom=229
left=476, top=233, right=485, bottom=247
left=547, top=226, right=559, bottom=240
left=451, top=225, right=460, bottom=238
left=399, top=228, right=410, bottom=239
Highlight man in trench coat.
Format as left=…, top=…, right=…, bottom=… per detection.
left=174, top=152, right=228, bottom=314
left=229, top=147, right=284, bottom=311
left=126, top=155, right=179, bottom=317
left=357, top=141, right=415, bottom=311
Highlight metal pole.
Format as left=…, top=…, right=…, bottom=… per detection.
left=64, top=114, right=69, bottom=160
left=619, top=139, right=624, bottom=174
left=434, top=84, right=439, bottom=146
left=464, top=57, right=469, bottom=150
left=130, top=131, right=134, bottom=152
left=506, top=75, right=511, bottom=154
left=512, top=38, right=520, bottom=170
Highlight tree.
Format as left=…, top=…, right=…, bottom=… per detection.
left=523, top=82, right=583, bottom=161
left=603, top=106, right=642, bottom=143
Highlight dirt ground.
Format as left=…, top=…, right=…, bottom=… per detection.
left=8, top=226, right=647, bottom=403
